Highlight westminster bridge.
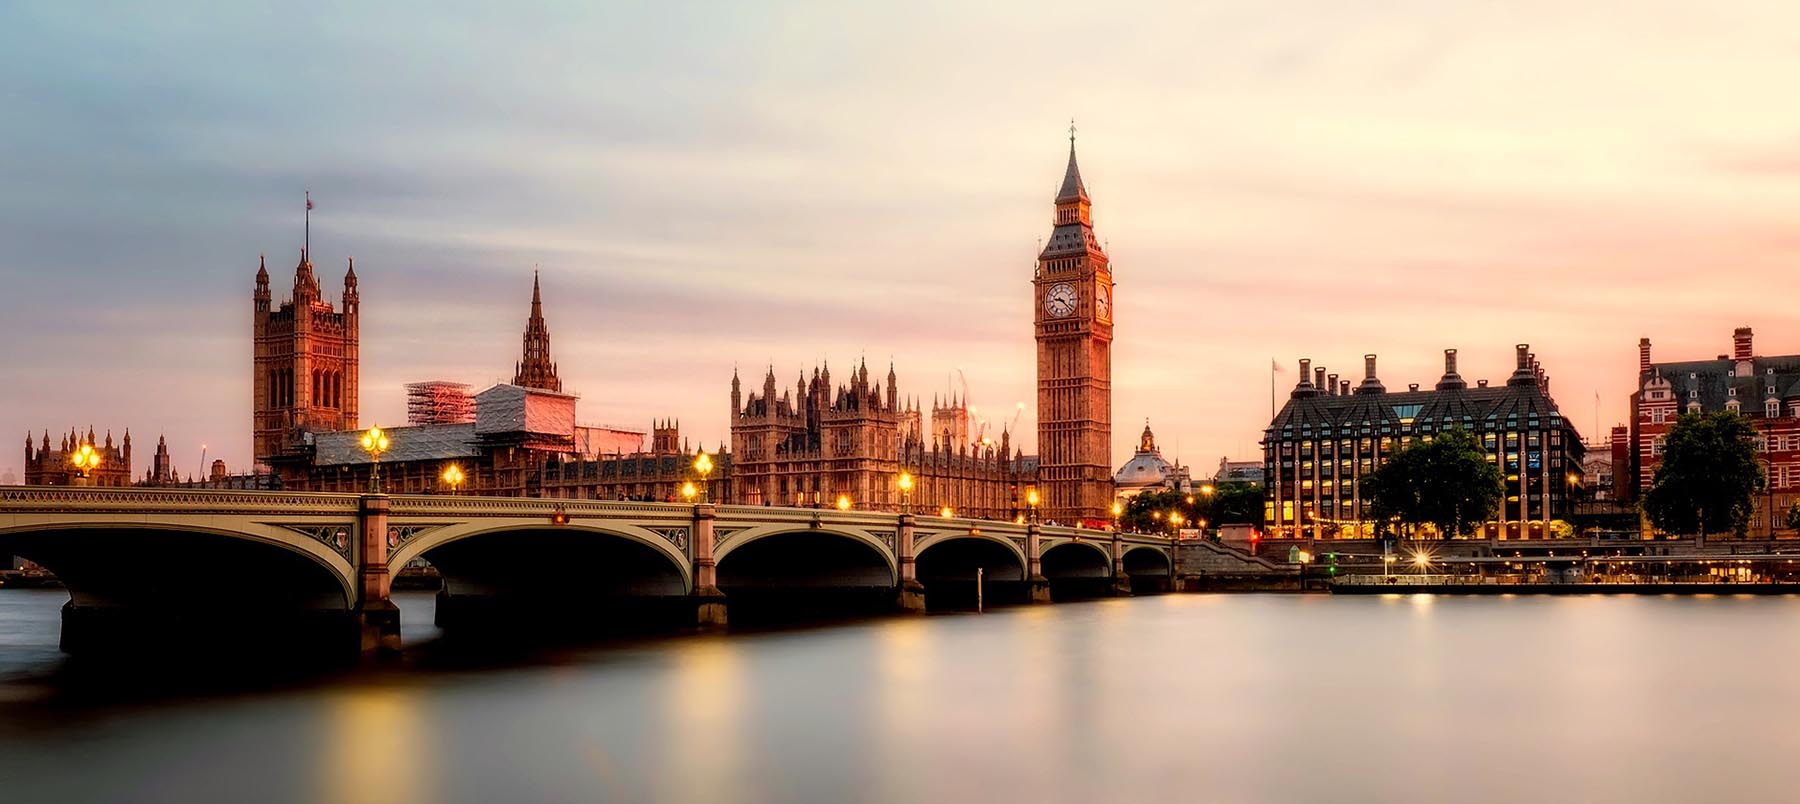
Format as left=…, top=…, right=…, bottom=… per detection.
left=0, top=487, right=1248, bottom=658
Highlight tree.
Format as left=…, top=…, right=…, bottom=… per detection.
left=1118, top=482, right=1261, bottom=534
left=1642, top=411, right=1763, bottom=539
left=1362, top=428, right=1503, bottom=539
left=1786, top=501, right=1800, bottom=532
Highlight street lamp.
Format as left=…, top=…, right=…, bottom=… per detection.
left=1170, top=512, right=1184, bottom=538
left=836, top=493, right=852, bottom=511
left=359, top=424, right=389, bottom=493
left=940, top=505, right=954, bottom=518
left=1200, top=484, right=1215, bottom=496
left=441, top=463, right=465, bottom=495
left=1111, top=500, right=1124, bottom=532
left=681, top=481, right=697, bottom=502
left=693, top=451, right=713, bottom=502
left=898, top=471, right=914, bottom=513
left=68, top=442, right=102, bottom=484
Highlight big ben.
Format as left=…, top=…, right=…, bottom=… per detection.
left=1035, top=132, right=1114, bottom=523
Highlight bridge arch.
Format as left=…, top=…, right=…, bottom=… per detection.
left=0, top=520, right=358, bottom=606
left=914, top=532, right=1028, bottom=569
left=0, top=520, right=360, bottom=656
left=1122, top=545, right=1173, bottom=575
left=388, top=520, right=693, bottom=593
left=713, top=525, right=898, bottom=623
left=713, top=523, right=897, bottom=576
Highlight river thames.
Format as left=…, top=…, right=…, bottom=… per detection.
left=4, top=590, right=1800, bottom=803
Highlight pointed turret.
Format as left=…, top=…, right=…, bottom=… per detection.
left=512, top=271, right=562, bottom=392
left=343, top=258, right=359, bottom=312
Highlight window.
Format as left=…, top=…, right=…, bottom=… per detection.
left=1769, top=400, right=1781, bottom=418
left=1688, top=402, right=1702, bottom=414
left=1652, top=410, right=1667, bottom=425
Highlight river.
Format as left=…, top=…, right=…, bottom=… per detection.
left=3, top=589, right=1800, bottom=803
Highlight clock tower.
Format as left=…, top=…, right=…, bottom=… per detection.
left=1034, top=132, right=1114, bottom=524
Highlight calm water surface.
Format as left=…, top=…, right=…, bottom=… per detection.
left=3, top=589, right=1800, bottom=803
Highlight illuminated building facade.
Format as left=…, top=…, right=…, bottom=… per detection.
left=1263, top=346, right=1585, bottom=539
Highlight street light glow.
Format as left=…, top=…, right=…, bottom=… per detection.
left=836, top=494, right=851, bottom=511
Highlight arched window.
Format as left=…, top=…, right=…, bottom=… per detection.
left=312, top=370, right=321, bottom=407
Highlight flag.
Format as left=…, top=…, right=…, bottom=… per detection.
left=306, top=192, right=313, bottom=211
left=1272, top=358, right=1283, bottom=373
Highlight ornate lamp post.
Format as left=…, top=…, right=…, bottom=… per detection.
left=693, top=451, right=714, bottom=503
left=898, top=471, right=914, bottom=514
left=360, top=424, right=390, bottom=493
left=1111, top=500, right=1124, bottom=532
left=681, top=481, right=698, bottom=502
left=441, top=463, right=465, bottom=495
left=68, top=442, right=102, bottom=486
left=836, top=493, right=852, bottom=511
left=940, top=505, right=955, bottom=518
left=1026, top=487, right=1040, bottom=523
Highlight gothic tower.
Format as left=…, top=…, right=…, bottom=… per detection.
left=513, top=272, right=562, bottom=392
left=253, top=238, right=360, bottom=465
left=1034, top=130, right=1114, bottom=523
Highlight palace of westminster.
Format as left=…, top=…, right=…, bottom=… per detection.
left=34, top=135, right=1781, bottom=539
left=23, top=136, right=1124, bottom=526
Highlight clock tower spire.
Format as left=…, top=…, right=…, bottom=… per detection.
left=1034, top=128, right=1114, bottom=524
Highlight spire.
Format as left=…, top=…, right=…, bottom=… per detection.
left=1056, top=120, right=1088, bottom=203
left=512, top=271, right=561, bottom=392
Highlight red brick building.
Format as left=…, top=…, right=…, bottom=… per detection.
left=1629, top=328, right=1800, bottom=537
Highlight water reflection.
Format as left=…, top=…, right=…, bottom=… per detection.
left=316, top=687, right=437, bottom=804
left=3, top=592, right=1800, bottom=802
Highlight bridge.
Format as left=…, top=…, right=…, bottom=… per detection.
left=0, top=487, right=1184, bottom=659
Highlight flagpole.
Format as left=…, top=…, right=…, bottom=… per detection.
left=304, top=190, right=311, bottom=259
left=1270, top=358, right=1276, bottom=418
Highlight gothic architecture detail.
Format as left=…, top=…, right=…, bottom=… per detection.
left=24, top=427, right=133, bottom=487
left=1034, top=132, right=1115, bottom=524
left=513, top=272, right=562, bottom=392
left=729, top=360, right=1030, bottom=518
left=253, top=244, right=360, bottom=465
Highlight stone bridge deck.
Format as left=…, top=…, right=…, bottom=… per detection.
left=0, top=487, right=1277, bottom=658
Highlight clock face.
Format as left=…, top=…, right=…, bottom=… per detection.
left=1044, top=282, right=1078, bottom=317
left=1095, top=283, right=1111, bottom=320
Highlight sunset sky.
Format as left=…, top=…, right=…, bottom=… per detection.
left=3, top=1, right=1799, bottom=480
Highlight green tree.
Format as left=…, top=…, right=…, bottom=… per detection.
left=1362, top=427, right=1503, bottom=539
left=1789, top=502, right=1800, bottom=532
left=1118, top=482, right=1261, bottom=534
left=1642, top=411, right=1764, bottom=539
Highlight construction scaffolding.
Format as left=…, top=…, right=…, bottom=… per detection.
left=405, top=381, right=476, bottom=426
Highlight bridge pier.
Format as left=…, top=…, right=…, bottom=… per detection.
left=1025, top=523, right=1051, bottom=604
left=895, top=512, right=926, bottom=614
left=691, top=503, right=728, bottom=630
left=355, top=494, right=401, bottom=658
left=1110, top=531, right=1133, bottom=596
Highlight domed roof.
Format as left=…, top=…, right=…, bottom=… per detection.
left=1115, top=452, right=1175, bottom=486
left=1114, top=420, right=1176, bottom=491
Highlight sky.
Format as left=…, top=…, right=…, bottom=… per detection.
left=3, top=0, right=1799, bottom=480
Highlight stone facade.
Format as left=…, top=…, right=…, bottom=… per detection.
left=253, top=249, right=359, bottom=466
left=728, top=362, right=1030, bottom=519
left=23, top=428, right=133, bottom=487
left=1630, top=328, right=1800, bottom=536
left=1034, top=135, right=1115, bottom=525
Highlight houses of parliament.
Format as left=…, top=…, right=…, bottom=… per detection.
left=27, top=138, right=1120, bottom=523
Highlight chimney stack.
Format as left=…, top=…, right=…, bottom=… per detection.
left=1734, top=327, right=1754, bottom=361
left=1327, top=373, right=1339, bottom=396
left=1639, top=338, right=1652, bottom=374
left=1340, top=380, right=1350, bottom=396
left=1356, top=354, right=1386, bottom=394
left=1314, top=366, right=1326, bottom=390
left=1298, top=358, right=1312, bottom=385
left=1437, top=348, right=1467, bottom=391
